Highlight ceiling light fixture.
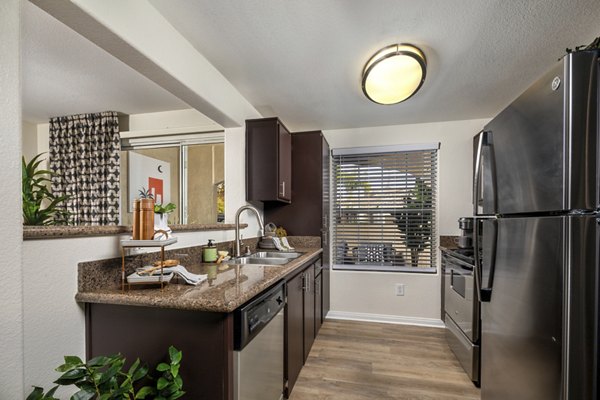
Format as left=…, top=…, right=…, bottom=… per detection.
left=361, top=44, right=427, bottom=105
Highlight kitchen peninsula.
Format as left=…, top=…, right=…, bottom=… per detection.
left=76, top=238, right=324, bottom=400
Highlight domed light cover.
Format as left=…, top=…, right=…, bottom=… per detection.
left=362, top=44, right=427, bottom=105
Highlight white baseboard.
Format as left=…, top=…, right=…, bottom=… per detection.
left=326, top=310, right=444, bottom=328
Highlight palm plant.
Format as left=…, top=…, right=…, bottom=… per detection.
left=22, top=153, right=70, bottom=225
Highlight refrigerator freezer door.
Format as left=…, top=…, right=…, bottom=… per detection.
left=484, top=51, right=598, bottom=215
left=481, top=216, right=563, bottom=400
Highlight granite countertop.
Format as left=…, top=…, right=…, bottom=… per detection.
left=75, top=247, right=323, bottom=313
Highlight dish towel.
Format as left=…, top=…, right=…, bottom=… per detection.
left=163, top=265, right=207, bottom=286
left=271, top=237, right=295, bottom=251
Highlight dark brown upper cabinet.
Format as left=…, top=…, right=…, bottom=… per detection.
left=246, top=117, right=292, bottom=203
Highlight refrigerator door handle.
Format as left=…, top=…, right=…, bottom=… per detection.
left=481, top=219, right=497, bottom=302
left=474, top=218, right=497, bottom=302
left=473, top=131, right=497, bottom=215
left=473, top=131, right=485, bottom=215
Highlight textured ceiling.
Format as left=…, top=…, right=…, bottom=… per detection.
left=22, top=1, right=189, bottom=124
left=24, top=1, right=600, bottom=131
left=150, top=0, right=600, bottom=131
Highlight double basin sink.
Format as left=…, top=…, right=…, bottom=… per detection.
left=231, top=251, right=303, bottom=266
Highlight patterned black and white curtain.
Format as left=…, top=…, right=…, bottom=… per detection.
left=49, top=111, right=121, bottom=225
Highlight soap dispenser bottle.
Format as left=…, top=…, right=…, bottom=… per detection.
left=203, top=239, right=218, bottom=262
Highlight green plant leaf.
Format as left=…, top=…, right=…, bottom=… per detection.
left=167, top=392, right=185, bottom=400
left=70, top=388, right=95, bottom=400
left=87, top=355, right=112, bottom=368
left=54, top=368, right=86, bottom=385
left=156, top=363, right=170, bottom=372
left=154, top=202, right=176, bottom=214
left=168, top=346, right=182, bottom=364
left=157, top=377, right=169, bottom=390
left=45, top=386, right=59, bottom=398
left=97, top=360, right=123, bottom=385
left=131, top=364, right=149, bottom=382
left=135, top=386, right=155, bottom=399
left=127, top=358, right=141, bottom=376
left=170, top=363, right=180, bottom=378
left=26, top=387, right=44, bottom=400
left=174, top=374, right=183, bottom=389
left=63, top=356, right=83, bottom=367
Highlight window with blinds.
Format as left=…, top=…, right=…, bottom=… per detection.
left=331, top=144, right=439, bottom=272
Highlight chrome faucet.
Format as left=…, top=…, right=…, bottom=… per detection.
left=234, top=205, right=265, bottom=257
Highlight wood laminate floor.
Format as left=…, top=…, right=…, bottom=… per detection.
left=289, top=319, right=481, bottom=400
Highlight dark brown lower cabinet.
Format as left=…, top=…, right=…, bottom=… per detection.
left=315, top=270, right=323, bottom=335
left=302, top=264, right=315, bottom=362
left=285, top=269, right=305, bottom=397
left=85, top=303, right=233, bottom=400
left=284, top=256, right=323, bottom=398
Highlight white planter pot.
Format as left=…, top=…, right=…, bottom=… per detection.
left=153, top=213, right=172, bottom=240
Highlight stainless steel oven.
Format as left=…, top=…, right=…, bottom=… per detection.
left=443, top=249, right=480, bottom=384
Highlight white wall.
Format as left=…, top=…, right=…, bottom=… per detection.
left=0, top=1, right=24, bottom=398
left=21, top=122, right=263, bottom=394
left=323, top=118, right=488, bottom=325
left=22, top=120, right=38, bottom=161
left=22, top=228, right=259, bottom=396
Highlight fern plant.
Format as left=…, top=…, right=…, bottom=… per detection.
left=22, top=153, right=70, bottom=226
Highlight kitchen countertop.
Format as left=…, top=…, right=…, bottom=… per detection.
left=75, top=247, right=322, bottom=313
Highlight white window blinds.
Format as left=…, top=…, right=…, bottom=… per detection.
left=331, top=145, right=438, bottom=272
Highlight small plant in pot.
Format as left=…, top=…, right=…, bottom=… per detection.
left=154, top=202, right=176, bottom=240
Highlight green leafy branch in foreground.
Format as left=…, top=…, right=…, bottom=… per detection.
left=27, top=346, right=184, bottom=400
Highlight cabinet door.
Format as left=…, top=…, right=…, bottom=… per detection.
left=278, top=123, right=292, bottom=202
left=303, top=264, right=315, bottom=362
left=285, top=271, right=304, bottom=397
left=314, top=271, right=323, bottom=335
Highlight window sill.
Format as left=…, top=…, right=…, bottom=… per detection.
left=23, top=223, right=246, bottom=240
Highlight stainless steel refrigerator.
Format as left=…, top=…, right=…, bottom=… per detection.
left=473, top=50, right=599, bottom=400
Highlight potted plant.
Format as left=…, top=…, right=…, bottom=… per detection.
left=154, top=202, right=176, bottom=240
left=22, top=153, right=70, bottom=226
left=27, top=345, right=184, bottom=400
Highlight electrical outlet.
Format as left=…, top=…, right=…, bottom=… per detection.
left=395, top=283, right=405, bottom=296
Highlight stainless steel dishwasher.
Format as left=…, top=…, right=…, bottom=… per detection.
left=234, top=281, right=285, bottom=400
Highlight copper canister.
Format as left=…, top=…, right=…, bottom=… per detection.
left=139, top=199, right=155, bottom=240
left=132, top=199, right=141, bottom=240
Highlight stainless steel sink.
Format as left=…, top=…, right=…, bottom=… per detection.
left=234, top=257, right=290, bottom=265
left=250, top=251, right=303, bottom=259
